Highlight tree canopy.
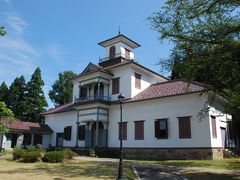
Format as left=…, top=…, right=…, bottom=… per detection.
left=149, top=0, right=240, bottom=113
left=149, top=0, right=240, bottom=148
left=0, top=82, right=9, bottom=105
left=8, top=76, right=27, bottom=120
left=25, top=67, right=48, bottom=123
left=0, top=102, right=14, bottom=133
left=0, top=26, right=6, bottom=36
left=49, top=71, right=76, bottom=107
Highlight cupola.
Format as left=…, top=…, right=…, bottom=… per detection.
left=98, top=34, right=140, bottom=67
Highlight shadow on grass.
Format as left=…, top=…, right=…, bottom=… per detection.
left=134, top=159, right=240, bottom=170
left=184, top=171, right=240, bottom=180
left=0, top=160, right=135, bottom=179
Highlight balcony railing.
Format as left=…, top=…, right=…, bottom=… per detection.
left=75, top=95, right=111, bottom=103
left=99, top=52, right=132, bottom=63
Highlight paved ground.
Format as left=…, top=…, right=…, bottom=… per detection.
left=74, top=156, right=240, bottom=179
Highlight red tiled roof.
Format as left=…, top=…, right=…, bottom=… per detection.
left=0, top=118, right=53, bottom=134
left=39, top=103, right=74, bottom=115
left=127, top=80, right=208, bottom=102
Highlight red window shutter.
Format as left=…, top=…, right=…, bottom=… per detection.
left=123, top=122, right=127, bottom=140
left=109, top=46, right=116, bottom=59
left=125, top=48, right=130, bottom=59
left=135, top=121, right=144, bottom=140
left=179, top=117, right=191, bottom=139
left=135, top=73, right=141, bottom=89
left=211, top=116, right=217, bottom=138
left=112, top=78, right=120, bottom=94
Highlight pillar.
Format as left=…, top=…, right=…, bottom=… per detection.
left=78, top=82, right=81, bottom=102
left=95, top=108, right=99, bottom=146
left=76, top=110, right=80, bottom=147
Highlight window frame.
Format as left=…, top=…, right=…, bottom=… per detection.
left=78, top=125, right=86, bottom=140
left=33, top=134, right=42, bottom=146
left=134, top=120, right=144, bottom=140
left=178, top=116, right=191, bottom=139
left=64, top=126, right=72, bottom=141
left=135, top=73, right=141, bottom=89
left=23, top=134, right=32, bottom=145
left=125, top=48, right=131, bottom=59
left=112, top=77, right=120, bottom=95
left=155, top=119, right=168, bottom=139
left=211, top=116, right=217, bottom=138
left=109, top=46, right=116, bottom=59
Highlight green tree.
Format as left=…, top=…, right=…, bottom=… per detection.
left=149, top=0, right=240, bottom=148
left=0, top=26, right=6, bottom=36
left=25, top=67, right=48, bottom=123
left=49, top=71, right=76, bottom=107
left=0, top=101, right=14, bottom=133
left=0, top=82, right=9, bottom=106
left=8, top=76, right=27, bottom=120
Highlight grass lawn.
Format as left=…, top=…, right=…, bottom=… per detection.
left=0, top=159, right=136, bottom=180
left=133, top=158, right=240, bottom=170
left=183, top=171, right=240, bottom=180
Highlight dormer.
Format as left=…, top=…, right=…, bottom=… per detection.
left=98, top=34, right=140, bottom=67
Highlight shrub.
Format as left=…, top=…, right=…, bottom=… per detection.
left=42, top=151, right=64, bottom=163
left=63, top=148, right=77, bottom=159
left=22, top=150, right=41, bottom=163
left=13, top=147, right=25, bottom=160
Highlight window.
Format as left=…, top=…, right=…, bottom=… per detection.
left=125, top=48, right=130, bottom=59
left=112, top=77, right=120, bottom=94
left=118, top=122, right=127, bottom=140
left=23, top=134, right=32, bottom=145
left=135, top=121, right=144, bottom=140
left=155, top=119, right=168, bottom=139
left=211, top=116, right=217, bottom=138
left=64, top=126, right=72, bottom=141
left=178, top=117, right=191, bottom=139
left=135, top=73, right=141, bottom=89
left=80, top=86, right=88, bottom=99
left=109, top=46, right=116, bottom=59
left=78, top=125, right=86, bottom=140
left=33, top=134, right=42, bottom=145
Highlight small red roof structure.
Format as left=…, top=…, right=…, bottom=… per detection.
left=0, top=117, right=53, bottom=134
left=39, top=103, right=74, bottom=116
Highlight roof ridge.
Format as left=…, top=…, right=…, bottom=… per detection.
left=151, top=79, right=180, bottom=86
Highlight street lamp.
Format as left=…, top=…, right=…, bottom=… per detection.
left=117, top=93, right=125, bottom=180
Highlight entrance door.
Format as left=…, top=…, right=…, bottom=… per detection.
left=56, top=133, right=64, bottom=147
left=11, top=134, right=18, bottom=148
left=91, top=122, right=104, bottom=147
left=221, top=127, right=226, bottom=148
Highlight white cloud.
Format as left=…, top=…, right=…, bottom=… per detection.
left=0, top=3, right=39, bottom=83
left=46, top=44, right=65, bottom=65
left=5, top=12, right=28, bottom=36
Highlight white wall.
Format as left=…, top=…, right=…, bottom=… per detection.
left=108, top=65, right=132, bottom=101
left=209, top=104, right=232, bottom=148
left=104, top=42, right=134, bottom=59
left=130, top=66, right=166, bottom=98
left=45, top=111, right=79, bottom=147
left=108, top=93, right=212, bottom=148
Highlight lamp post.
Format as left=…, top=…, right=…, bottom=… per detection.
left=117, top=93, right=125, bottom=180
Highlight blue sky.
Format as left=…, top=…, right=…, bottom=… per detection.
left=0, top=0, right=172, bottom=108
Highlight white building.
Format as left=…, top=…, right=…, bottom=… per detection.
left=0, top=118, right=52, bottom=149
left=41, top=34, right=234, bottom=159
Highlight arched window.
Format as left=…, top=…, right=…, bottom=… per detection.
left=109, top=46, right=116, bottom=59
